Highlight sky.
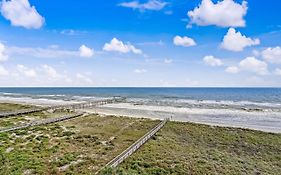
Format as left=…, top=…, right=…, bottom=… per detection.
left=0, top=0, right=281, bottom=87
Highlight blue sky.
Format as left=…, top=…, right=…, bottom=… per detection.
left=0, top=0, right=281, bottom=87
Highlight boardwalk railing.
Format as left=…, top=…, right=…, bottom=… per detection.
left=0, top=108, right=45, bottom=118
left=105, top=118, right=168, bottom=168
left=0, top=112, right=84, bottom=133
left=0, top=97, right=125, bottom=118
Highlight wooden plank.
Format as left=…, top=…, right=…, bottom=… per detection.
left=105, top=118, right=168, bottom=168
left=0, top=112, right=84, bottom=133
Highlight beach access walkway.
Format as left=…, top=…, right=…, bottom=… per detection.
left=0, top=112, right=85, bottom=133
left=96, top=118, right=168, bottom=173
left=0, top=97, right=125, bottom=118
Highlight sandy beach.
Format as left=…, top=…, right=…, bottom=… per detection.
left=79, top=102, right=281, bottom=133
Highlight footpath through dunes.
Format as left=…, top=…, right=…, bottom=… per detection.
left=0, top=114, right=160, bottom=174
left=95, top=118, right=168, bottom=174
left=0, top=112, right=85, bottom=133
left=111, top=121, right=281, bottom=175
left=0, top=97, right=125, bottom=118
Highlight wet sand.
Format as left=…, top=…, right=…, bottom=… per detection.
left=81, top=103, right=281, bottom=133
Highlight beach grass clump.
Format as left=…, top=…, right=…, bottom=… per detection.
left=0, top=114, right=158, bottom=174
left=0, top=109, right=76, bottom=129
left=0, top=103, right=33, bottom=112
left=115, top=121, right=281, bottom=175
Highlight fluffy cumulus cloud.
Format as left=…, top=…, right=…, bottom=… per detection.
left=187, top=0, right=247, bottom=27
left=0, top=42, right=8, bottom=61
left=221, top=28, right=260, bottom=52
left=261, top=46, right=281, bottom=64
left=203, top=55, right=223, bottom=66
left=225, top=66, right=239, bottom=74
left=103, top=38, right=142, bottom=54
left=16, top=64, right=37, bottom=77
left=0, top=0, right=44, bottom=29
left=173, top=36, right=196, bottom=47
left=0, top=65, right=9, bottom=76
left=79, top=45, right=94, bottom=58
left=239, top=57, right=268, bottom=75
left=118, top=0, right=168, bottom=11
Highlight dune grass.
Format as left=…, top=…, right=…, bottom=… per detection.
left=108, top=121, right=281, bottom=175
left=0, top=113, right=158, bottom=174
left=0, top=103, right=33, bottom=112
left=1, top=103, right=281, bottom=174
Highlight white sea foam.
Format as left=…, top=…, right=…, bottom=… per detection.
left=87, top=103, right=281, bottom=133
left=0, top=96, right=80, bottom=106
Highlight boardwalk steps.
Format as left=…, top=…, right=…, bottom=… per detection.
left=105, top=118, right=168, bottom=169
left=0, top=97, right=125, bottom=118
left=0, top=112, right=84, bottom=133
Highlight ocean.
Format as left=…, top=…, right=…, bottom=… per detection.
left=0, top=87, right=281, bottom=108
left=0, top=87, right=281, bottom=133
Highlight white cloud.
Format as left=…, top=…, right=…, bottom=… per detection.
left=79, top=45, right=94, bottom=58
left=76, top=73, right=93, bottom=83
left=137, top=40, right=164, bottom=46
left=16, top=64, right=37, bottom=77
left=118, top=0, right=168, bottom=11
left=0, top=42, right=8, bottom=61
left=8, top=46, right=78, bottom=58
left=261, top=46, right=281, bottom=64
left=42, top=65, right=60, bottom=78
left=225, top=66, right=239, bottom=74
left=203, top=55, right=223, bottom=66
left=239, top=57, right=268, bottom=75
left=134, top=69, right=147, bottom=73
left=275, top=68, right=281, bottom=76
left=1, top=0, right=44, bottom=29
left=173, top=36, right=196, bottom=47
left=7, top=45, right=95, bottom=58
left=221, top=28, right=260, bottom=52
left=103, top=38, right=142, bottom=54
left=0, top=65, right=9, bottom=76
left=187, top=0, right=247, bottom=28
left=164, top=58, right=173, bottom=64
left=252, top=49, right=260, bottom=57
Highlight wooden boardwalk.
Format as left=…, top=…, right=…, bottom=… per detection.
left=0, top=112, right=84, bottom=133
left=0, top=108, right=46, bottom=118
left=0, top=97, right=125, bottom=118
left=105, top=118, right=168, bottom=168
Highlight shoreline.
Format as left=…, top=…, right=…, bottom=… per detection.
left=1, top=99, right=281, bottom=134
left=83, top=107, right=281, bottom=134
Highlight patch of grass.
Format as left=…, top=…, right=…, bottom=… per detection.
left=116, top=121, right=281, bottom=175
left=0, top=114, right=158, bottom=174
left=0, top=103, right=33, bottom=112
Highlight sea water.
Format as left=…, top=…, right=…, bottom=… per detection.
left=0, top=87, right=281, bottom=133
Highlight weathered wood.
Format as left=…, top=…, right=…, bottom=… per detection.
left=0, top=112, right=84, bottom=133
left=0, top=108, right=46, bottom=118
left=105, top=118, right=168, bottom=168
left=0, top=97, right=125, bottom=118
